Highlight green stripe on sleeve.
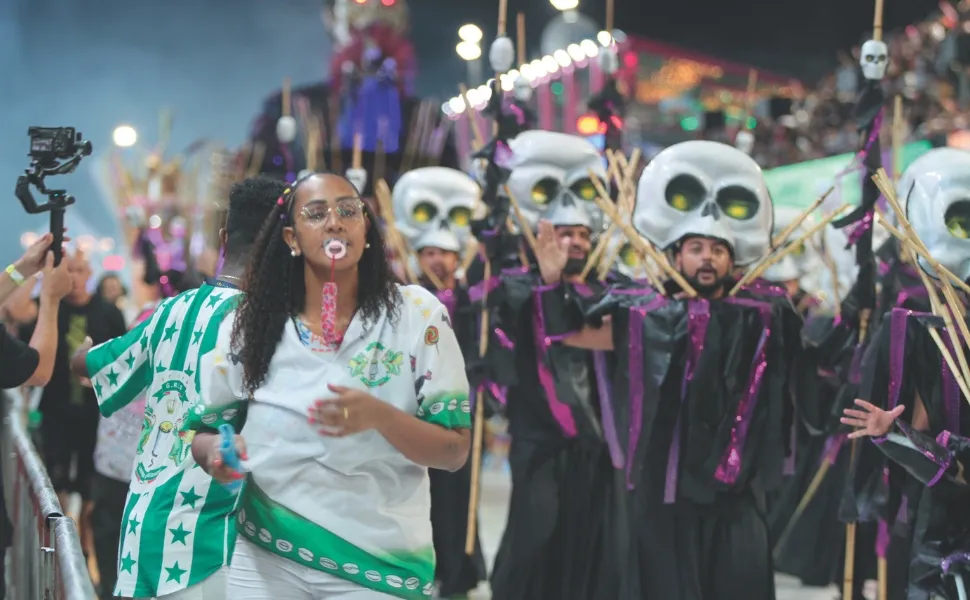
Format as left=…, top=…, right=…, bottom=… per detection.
left=415, top=392, right=472, bottom=430
left=86, top=317, right=153, bottom=375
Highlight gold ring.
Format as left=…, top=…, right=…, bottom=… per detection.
left=343, top=407, right=349, bottom=420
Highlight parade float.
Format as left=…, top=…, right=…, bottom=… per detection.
left=239, top=0, right=461, bottom=202
left=93, top=115, right=231, bottom=307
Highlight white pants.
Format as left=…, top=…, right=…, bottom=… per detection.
left=141, top=566, right=229, bottom=600
left=228, top=538, right=398, bottom=600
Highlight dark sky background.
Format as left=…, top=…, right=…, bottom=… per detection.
left=0, top=0, right=941, bottom=263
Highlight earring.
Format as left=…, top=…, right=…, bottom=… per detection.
left=365, top=243, right=371, bottom=248
left=291, top=248, right=299, bottom=257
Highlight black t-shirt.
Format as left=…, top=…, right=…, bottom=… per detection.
left=0, top=327, right=39, bottom=389
left=20, top=295, right=127, bottom=414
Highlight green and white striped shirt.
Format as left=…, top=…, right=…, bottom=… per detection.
left=87, top=284, right=242, bottom=598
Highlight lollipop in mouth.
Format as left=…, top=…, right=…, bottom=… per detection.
left=324, top=239, right=347, bottom=260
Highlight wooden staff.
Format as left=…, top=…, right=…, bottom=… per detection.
left=892, top=95, right=904, bottom=184
left=244, top=142, right=266, bottom=178
left=590, top=176, right=698, bottom=295
left=872, top=200, right=970, bottom=295
left=458, top=83, right=531, bottom=268
left=741, top=69, right=758, bottom=131
left=467, top=0, right=509, bottom=556
left=771, top=187, right=833, bottom=247
left=352, top=132, right=363, bottom=171
left=374, top=179, right=419, bottom=284
left=328, top=95, right=343, bottom=175
left=597, top=151, right=652, bottom=279
left=581, top=156, right=624, bottom=278
left=583, top=149, right=648, bottom=279
left=732, top=205, right=850, bottom=294
left=820, top=230, right=842, bottom=317
left=282, top=78, right=292, bottom=118
left=874, top=183, right=970, bottom=401
left=517, top=12, right=526, bottom=67
left=606, top=0, right=615, bottom=33
left=873, top=0, right=884, bottom=41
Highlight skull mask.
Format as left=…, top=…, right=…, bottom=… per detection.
left=859, top=39, right=888, bottom=81
left=392, top=166, right=479, bottom=249
left=900, top=148, right=970, bottom=283
left=504, top=130, right=607, bottom=233
left=633, top=141, right=774, bottom=266
left=762, top=206, right=819, bottom=283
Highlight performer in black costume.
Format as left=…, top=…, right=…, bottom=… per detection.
left=533, top=140, right=860, bottom=600
left=841, top=147, right=970, bottom=600
left=481, top=197, right=627, bottom=600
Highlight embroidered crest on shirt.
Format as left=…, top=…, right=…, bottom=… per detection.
left=347, top=342, right=404, bottom=388
left=135, top=373, right=196, bottom=483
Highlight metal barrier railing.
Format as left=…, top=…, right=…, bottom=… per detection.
left=1, top=391, right=97, bottom=599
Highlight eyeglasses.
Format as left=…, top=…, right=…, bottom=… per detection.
left=299, top=199, right=365, bottom=225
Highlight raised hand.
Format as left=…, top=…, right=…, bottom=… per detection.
left=535, top=220, right=568, bottom=285
left=841, top=399, right=905, bottom=439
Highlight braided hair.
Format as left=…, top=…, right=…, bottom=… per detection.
left=231, top=172, right=400, bottom=396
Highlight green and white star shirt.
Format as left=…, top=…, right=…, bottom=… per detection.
left=187, top=284, right=471, bottom=599
left=86, top=284, right=243, bottom=598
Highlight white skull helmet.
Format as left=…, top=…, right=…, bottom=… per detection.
left=762, top=206, right=820, bottom=283
left=392, top=166, right=479, bottom=248
left=633, top=140, right=773, bottom=266
left=504, top=130, right=608, bottom=233
left=799, top=224, right=857, bottom=312
left=860, top=39, right=889, bottom=81
left=900, top=147, right=970, bottom=282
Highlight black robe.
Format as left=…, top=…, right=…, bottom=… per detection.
left=853, top=308, right=970, bottom=600
left=539, top=278, right=817, bottom=600
left=482, top=270, right=627, bottom=600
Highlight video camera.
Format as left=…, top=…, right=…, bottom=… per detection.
left=15, top=127, right=93, bottom=265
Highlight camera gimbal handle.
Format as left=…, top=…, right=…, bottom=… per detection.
left=15, top=141, right=89, bottom=266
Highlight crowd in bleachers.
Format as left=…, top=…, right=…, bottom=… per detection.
left=701, top=4, right=970, bottom=166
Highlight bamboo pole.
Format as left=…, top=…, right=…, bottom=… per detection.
left=467, top=0, right=510, bottom=557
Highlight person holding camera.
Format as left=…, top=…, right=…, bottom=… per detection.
left=1, top=232, right=72, bottom=600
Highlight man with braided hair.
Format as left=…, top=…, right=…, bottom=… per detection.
left=70, top=176, right=287, bottom=600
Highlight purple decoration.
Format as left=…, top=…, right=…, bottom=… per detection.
left=625, top=296, right=668, bottom=489
left=593, top=351, right=625, bottom=469
left=714, top=298, right=773, bottom=485
left=338, top=75, right=402, bottom=154
left=531, top=288, right=578, bottom=437
left=665, top=299, right=711, bottom=503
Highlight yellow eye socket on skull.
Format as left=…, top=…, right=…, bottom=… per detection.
left=722, top=201, right=752, bottom=220
left=531, top=178, right=559, bottom=205
left=944, top=200, right=970, bottom=240
left=715, top=186, right=760, bottom=221
left=412, top=202, right=438, bottom=223
left=789, top=242, right=805, bottom=256
left=569, top=178, right=600, bottom=202
left=620, top=244, right=641, bottom=267
left=449, top=207, right=471, bottom=228
left=664, top=175, right=706, bottom=213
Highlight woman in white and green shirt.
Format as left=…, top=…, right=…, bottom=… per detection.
left=188, top=173, right=472, bottom=599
